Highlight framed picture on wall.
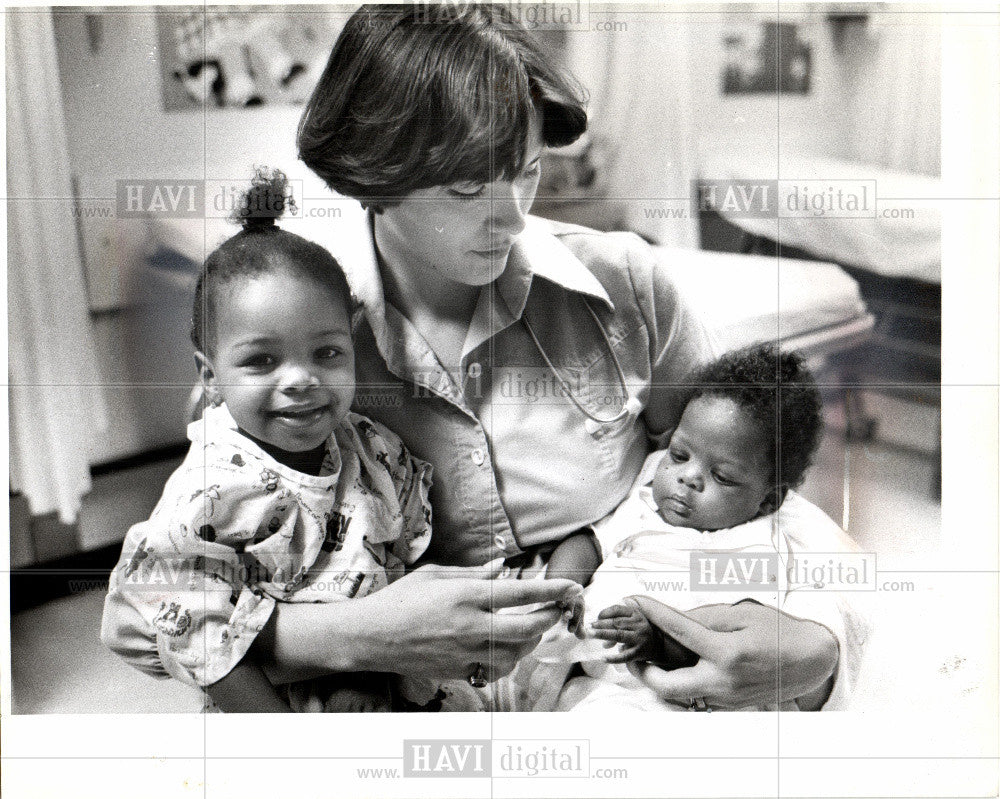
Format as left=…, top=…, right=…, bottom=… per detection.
left=155, top=6, right=341, bottom=110
left=722, top=21, right=812, bottom=94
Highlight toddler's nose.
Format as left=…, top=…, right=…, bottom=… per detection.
left=280, top=364, right=320, bottom=392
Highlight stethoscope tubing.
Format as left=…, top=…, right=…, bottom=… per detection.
left=520, top=298, right=633, bottom=425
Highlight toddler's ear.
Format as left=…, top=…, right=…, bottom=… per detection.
left=194, top=351, right=222, bottom=406
left=194, top=350, right=213, bottom=381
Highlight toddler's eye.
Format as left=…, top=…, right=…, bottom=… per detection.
left=669, top=449, right=687, bottom=463
left=240, top=354, right=275, bottom=370
left=315, top=346, right=343, bottom=360
left=522, top=163, right=541, bottom=179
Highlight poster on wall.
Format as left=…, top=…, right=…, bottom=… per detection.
left=722, top=21, right=812, bottom=94
left=155, top=6, right=341, bottom=110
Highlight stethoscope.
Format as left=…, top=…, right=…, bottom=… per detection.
left=520, top=298, right=639, bottom=426
left=370, top=211, right=636, bottom=425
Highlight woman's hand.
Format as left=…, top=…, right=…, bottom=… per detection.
left=371, top=559, right=583, bottom=681
left=624, top=597, right=840, bottom=709
left=257, top=559, right=582, bottom=685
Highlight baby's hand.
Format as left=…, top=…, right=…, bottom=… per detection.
left=559, top=593, right=587, bottom=639
left=589, top=600, right=658, bottom=664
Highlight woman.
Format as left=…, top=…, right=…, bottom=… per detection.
left=283, top=3, right=856, bottom=710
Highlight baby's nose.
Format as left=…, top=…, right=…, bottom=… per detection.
left=678, top=467, right=704, bottom=491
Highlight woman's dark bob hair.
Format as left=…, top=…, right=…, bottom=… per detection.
left=298, top=3, right=588, bottom=211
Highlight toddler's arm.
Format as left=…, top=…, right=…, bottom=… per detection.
left=205, top=656, right=292, bottom=713
left=545, top=529, right=602, bottom=635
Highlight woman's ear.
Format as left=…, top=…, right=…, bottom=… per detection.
left=194, top=351, right=222, bottom=407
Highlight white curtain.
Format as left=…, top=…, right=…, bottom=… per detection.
left=564, top=15, right=700, bottom=247
left=846, top=9, right=942, bottom=176
left=7, top=10, right=108, bottom=523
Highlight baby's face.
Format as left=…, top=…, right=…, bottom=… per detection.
left=651, top=395, right=775, bottom=531
left=200, top=270, right=355, bottom=452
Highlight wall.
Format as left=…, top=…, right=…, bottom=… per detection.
left=52, top=9, right=338, bottom=462
left=559, top=4, right=940, bottom=246
left=687, top=9, right=854, bottom=165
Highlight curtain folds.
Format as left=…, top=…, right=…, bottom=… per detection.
left=7, top=10, right=108, bottom=524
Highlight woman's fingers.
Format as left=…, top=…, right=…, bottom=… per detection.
left=626, top=660, right=728, bottom=708
left=626, top=596, right=726, bottom=662
left=485, top=577, right=582, bottom=610
left=683, top=602, right=752, bottom=633
left=490, top=605, right=565, bottom=641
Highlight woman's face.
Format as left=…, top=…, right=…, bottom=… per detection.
left=375, top=111, right=544, bottom=287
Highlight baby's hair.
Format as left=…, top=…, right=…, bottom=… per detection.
left=191, top=167, right=355, bottom=353
left=684, top=344, right=823, bottom=495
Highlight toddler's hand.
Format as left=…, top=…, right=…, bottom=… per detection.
left=589, top=599, right=658, bottom=664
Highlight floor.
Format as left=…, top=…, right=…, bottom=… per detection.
left=10, top=390, right=961, bottom=715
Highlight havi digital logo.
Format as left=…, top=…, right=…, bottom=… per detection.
left=403, top=739, right=491, bottom=778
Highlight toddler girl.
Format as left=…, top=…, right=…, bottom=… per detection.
left=102, top=170, right=438, bottom=712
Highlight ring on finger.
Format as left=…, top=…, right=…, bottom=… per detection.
left=468, top=662, right=489, bottom=688
left=688, top=696, right=711, bottom=712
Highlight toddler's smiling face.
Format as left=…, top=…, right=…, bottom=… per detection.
left=197, top=268, right=355, bottom=452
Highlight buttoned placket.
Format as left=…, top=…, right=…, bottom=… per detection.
left=379, top=302, right=523, bottom=561
left=339, top=211, right=624, bottom=564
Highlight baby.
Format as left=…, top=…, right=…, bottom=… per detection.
left=102, top=169, right=437, bottom=712
left=539, top=344, right=843, bottom=710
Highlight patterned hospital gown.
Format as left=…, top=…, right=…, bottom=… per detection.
left=101, top=403, right=436, bottom=707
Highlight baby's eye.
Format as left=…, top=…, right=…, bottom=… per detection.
left=713, top=472, right=739, bottom=487
left=669, top=449, right=687, bottom=463
left=448, top=182, right=486, bottom=199
left=521, top=162, right=541, bottom=179
left=240, top=354, right=276, bottom=370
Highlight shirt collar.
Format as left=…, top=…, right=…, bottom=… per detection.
left=320, top=205, right=402, bottom=369
left=499, top=216, right=613, bottom=319
left=328, top=205, right=615, bottom=365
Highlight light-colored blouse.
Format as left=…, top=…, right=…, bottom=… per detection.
left=319, top=211, right=716, bottom=566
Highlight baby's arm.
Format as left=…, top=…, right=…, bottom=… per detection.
left=546, top=530, right=602, bottom=635
left=547, top=529, right=602, bottom=586
left=590, top=599, right=699, bottom=667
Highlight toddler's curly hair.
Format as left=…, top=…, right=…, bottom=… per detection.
left=685, top=344, right=823, bottom=494
left=191, top=166, right=355, bottom=353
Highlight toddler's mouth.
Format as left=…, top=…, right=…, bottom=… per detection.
left=269, top=405, right=331, bottom=428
